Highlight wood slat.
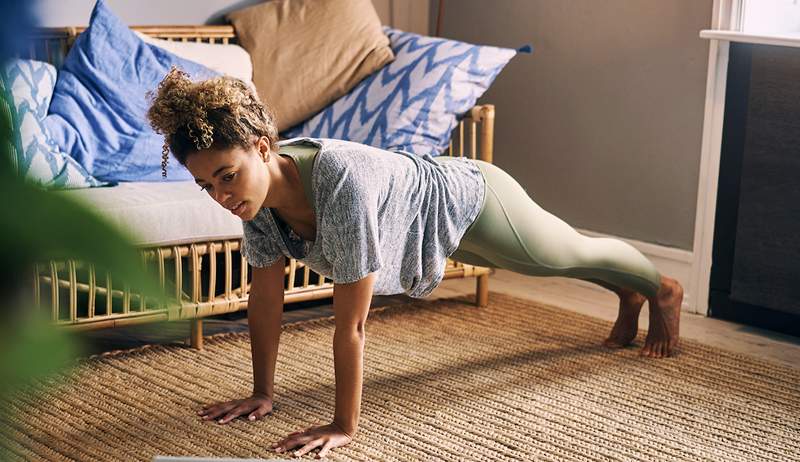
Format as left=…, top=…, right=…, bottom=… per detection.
left=68, top=260, right=77, bottom=322
left=49, top=262, right=59, bottom=321
left=105, top=273, right=112, bottom=316
left=190, top=244, right=201, bottom=303
left=88, top=264, right=96, bottom=318
left=224, top=242, right=233, bottom=299
left=208, top=243, right=217, bottom=302
left=172, top=245, right=183, bottom=301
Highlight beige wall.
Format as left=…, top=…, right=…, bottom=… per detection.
left=373, top=0, right=430, bottom=34
left=36, top=0, right=430, bottom=33
left=434, top=1, right=712, bottom=250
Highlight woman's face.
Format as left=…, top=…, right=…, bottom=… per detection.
left=185, top=137, right=271, bottom=221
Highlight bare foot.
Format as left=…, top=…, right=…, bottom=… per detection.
left=603, top=289, right=646, bottom=348
left=641, top=277, right=683, bottom=358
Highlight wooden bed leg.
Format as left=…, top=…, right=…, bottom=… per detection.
left=190, top=318, right=204, bottom=350
left=476, top=274, right=489, bottom=307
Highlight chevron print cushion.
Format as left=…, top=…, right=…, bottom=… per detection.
left=281, top=27, right=520, bottom=156
left=1, top=59, right=104, bottom=189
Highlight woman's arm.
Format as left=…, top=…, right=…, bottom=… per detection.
left=248, top=255, right=287, bottom=399
left=331, top=272, right=377, bottom=436
left=200, top=256, right=286, bottom=424
left=271, top=272, right=376, bottom=458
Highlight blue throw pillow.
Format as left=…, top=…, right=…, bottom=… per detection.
left=282, top=27, right=528, bottom=156
left=44, top=0, right=218, bottom=182
left=1, top=59, right=105, bottom=188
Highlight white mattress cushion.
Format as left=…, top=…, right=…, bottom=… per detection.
left=57, top=181, right=244, bottom=247
left=134, top=31, right=254, bottom=86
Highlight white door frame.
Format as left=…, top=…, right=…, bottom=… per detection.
left=689, top=0, right=742, bottom=315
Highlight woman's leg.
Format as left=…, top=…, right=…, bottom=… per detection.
left=456, top=160, right=682, bottom=357
left=452, top=248, right=650, bottom=348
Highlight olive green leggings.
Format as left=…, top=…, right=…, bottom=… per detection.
left=450, top=159, right=662, bottom=298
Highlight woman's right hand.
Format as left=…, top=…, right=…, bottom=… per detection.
left=198, top=393, right=273, bottom=424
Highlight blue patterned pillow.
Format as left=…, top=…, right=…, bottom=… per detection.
left=1, top=59, right=104, bottom=188
left=282, top=27, right=527, bottom=155
left=44, top=0, right=218, bottom=183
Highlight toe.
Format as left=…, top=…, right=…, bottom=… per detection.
left=650, top=344, right=660, bottom=357
left=665, top=343, right=674, bottom=357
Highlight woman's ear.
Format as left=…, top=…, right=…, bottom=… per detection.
left=257, top=136, right=271, bottom=163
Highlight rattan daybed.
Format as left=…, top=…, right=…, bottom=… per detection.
left=27, top=26, right=494, bottom=349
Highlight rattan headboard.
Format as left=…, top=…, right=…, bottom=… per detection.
left=26, top=25, right=237, bottom=67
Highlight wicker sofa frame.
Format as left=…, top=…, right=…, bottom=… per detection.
left=27, top=26, right=494, bottom=349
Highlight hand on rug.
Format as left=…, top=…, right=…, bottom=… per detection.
left=197, top=393, right=273, bottom=424
left=271, top=421, right=353, bottom=459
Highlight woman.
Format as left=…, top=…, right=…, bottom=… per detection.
left=148, top=68, right=683, bottom=459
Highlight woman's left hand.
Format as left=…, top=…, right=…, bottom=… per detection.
left=271, top=422, right=354, bottom=458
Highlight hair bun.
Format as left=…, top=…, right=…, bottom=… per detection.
left=146, top=66, right=279, bottom=178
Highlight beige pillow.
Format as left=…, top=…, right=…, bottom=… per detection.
left=227, top=0, right=394, bottom=132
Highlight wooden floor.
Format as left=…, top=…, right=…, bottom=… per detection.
left=80, top=269, right=800, bottom=368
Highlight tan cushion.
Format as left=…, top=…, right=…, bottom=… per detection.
left=227, top=0, right=394, bottom=132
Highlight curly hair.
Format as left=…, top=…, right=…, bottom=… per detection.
left=147, top=66, right=279, bottom=178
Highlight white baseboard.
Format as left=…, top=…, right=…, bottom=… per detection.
left=576, top=228, right=697, bottom=314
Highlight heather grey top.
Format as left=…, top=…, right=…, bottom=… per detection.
left=241, top=137, right=485, bottom=298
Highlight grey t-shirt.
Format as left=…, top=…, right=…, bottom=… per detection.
left=241, top=137, right=485, bottom=298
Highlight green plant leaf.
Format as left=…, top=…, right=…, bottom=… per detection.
left=0, top=312, right=79, bottom=396
left=0, top=175, right=171, bottom=306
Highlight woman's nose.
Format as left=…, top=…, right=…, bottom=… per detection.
left=215, top=190, right=232, bottom=204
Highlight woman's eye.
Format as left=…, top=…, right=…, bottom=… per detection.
left=200, top=184, right=212, bottom=192
left=223, top=172, right=236, bottom=182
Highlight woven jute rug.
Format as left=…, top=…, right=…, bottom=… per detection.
left=2, top=293, right=799, bottom=461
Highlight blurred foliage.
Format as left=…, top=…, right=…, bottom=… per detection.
left=0, top=0, right=167, bottom=407
left=0, top=2, right=175, bottom=459
left=0, top=166, right=171, bottom=394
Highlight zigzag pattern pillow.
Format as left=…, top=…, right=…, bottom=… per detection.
left=281, top=27, right=521, bottom=156
left=1, top=59, right=104, bottom=188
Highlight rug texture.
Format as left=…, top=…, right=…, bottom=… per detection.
left=2, top=293, right=799, bottom=461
